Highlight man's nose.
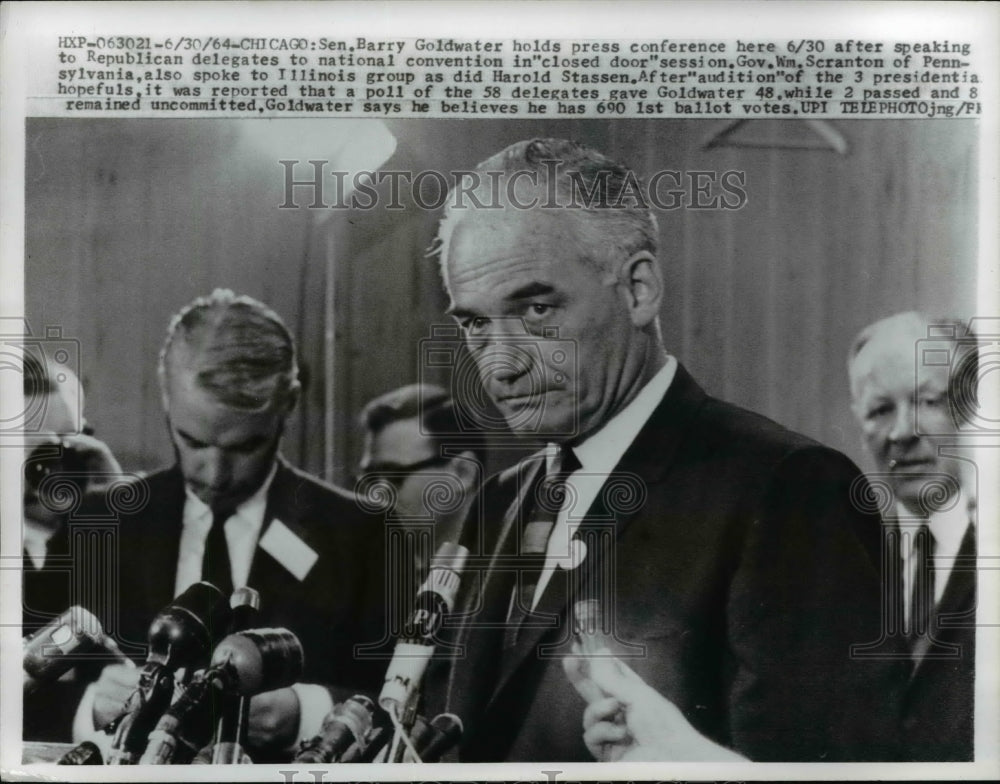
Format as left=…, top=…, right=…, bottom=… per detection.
left=477, top=340, right=535, bottom=383
left=887, top=402, right=918, bottom=445
left=199, top=448, right=232, bottom=487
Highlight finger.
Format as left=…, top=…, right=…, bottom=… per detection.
left=562, top=653, right=605, bottom=703
left=582, top=696, right=623, bottom=730
left=583, top=719, right=629, bottom=748
left=585, top=656, right=634, bottom=700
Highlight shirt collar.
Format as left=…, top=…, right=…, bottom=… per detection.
left=896, top=486, right=971, bottom=557
left=566, top=356, right=678, bottom=475
left=184, top=460, right=279, bottom=525
left=23, top=519, right=54, bottom=569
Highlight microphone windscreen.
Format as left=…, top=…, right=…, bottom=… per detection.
left=211, top=628, right=304, bottom=695
left=23, top=606, right=103, bottom=685
left=146, top=582, right=232, bottom=669
left=419, top=713, right=463, bottom=762
left=294, top=695, right=375, bottom=763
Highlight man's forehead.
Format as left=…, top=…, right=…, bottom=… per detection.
left=852, top=334, right=949, bottom=395
left=445, top=206, right=580, bottom=287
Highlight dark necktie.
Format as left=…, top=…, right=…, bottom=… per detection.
left=203, top=508, right=234, bottom=596
left=909, top=523, right=936, bottom=648
left=504, top=445, right=581, bottom=649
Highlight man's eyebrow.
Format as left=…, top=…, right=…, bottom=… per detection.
left=175, top=427, right=206, bottom=445
left=505, top=282, right=555, bottom=300
left=445, top=304, right=473, bottom=318
left=444, top=282, right=556, bottom=318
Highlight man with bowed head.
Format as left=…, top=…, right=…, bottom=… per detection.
left=78, top=289, right=385, bottom=758
left=432, top=138, right=907, bottom=761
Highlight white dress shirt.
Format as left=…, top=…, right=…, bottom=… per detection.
left=898, top=489, right=972, bottom=628
left=75, top=461, right=331, bottom=748
left=532, top=355, right=678, bottom=607
left=174, top=463, right=277, bottom=597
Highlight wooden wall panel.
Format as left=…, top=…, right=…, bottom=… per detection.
left=26, top=118, right=977, bottom=482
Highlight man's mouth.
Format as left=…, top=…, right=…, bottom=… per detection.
left=495, top=391, right=557, bottom=409
left=890, top=457, right=935, bottom=471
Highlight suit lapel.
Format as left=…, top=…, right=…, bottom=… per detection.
left=911, top=523, right=976, bottom=673
left=248, top=461, right=316, bottom=592
left=447, top=454, right=546, bottom=722
left=139, top=468, right=185, bottom=604
left=484, top=364, right=708, bottom=711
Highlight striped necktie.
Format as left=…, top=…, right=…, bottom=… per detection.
left=504, top=445, right=581, bottom=649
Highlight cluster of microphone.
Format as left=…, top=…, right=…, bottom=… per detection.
left=292, top=541, right=469, bottom=764
left=25, top=582, right=303, bottom=765
left=23, top=541, right=473, bottom=765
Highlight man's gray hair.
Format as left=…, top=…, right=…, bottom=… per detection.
left=434, top=138, right=659, bottom=280
left=158, top=288, right=300, bottom=411
left=847, top=310, right=977, bottom=424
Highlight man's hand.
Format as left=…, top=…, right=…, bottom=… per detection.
left=247, top=686, right=301, bottom=749
left=563, top=648, right=745, bottom=762
left=64, top=433, right=123, bottom=483
left=91, top=663, right=139, bottom=729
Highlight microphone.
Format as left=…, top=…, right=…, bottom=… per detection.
left=56, top=740, right=103, bottom=765
left=106, top=582, right=233, bottom=765
left=211, top=588, right=260, bottom=764
left=293, top=695, right=376, bottom=763
left=416, top=713, right=463, bottom=762
left=143, top=581, right=234, bottom=672
left=346, top=724, right=391, bottom=763
left=23, top=606, right=105, bottom=693
left=379, top=542, right=468, bottom=717
left=139, top=627, right=304, bottom=764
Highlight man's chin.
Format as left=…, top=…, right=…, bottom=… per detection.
left=194, top=488, right=247, bottom=510
left=893, top=472, right=961, bottom=514
left=496, top=394, right=577, bottom=438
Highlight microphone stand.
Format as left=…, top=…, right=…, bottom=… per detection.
left=212, top=588, right=260, bottom=764
left=389, top=687, right=421, bottom=762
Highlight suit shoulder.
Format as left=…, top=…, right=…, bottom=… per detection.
left=76, top=466, right=177, bottom=520
left=278, top=462, right=358, bottom=505
left=697, top=395, right=848, bottom=467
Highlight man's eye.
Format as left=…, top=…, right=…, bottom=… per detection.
left=526, top=303, right=552, bottom=318
left=919, top=395, right=945, bottom=408
left=867, top=404, right=891, bottom=420
left=463, top=316, right=490, bottom=334
left=232, top=441, right=262, bottom=454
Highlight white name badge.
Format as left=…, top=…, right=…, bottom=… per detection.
left=258, top=519, right=318, bottom=581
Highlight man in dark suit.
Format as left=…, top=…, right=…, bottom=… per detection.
left=430, top=138, right=907, bottom=762
left=78, top=289, right=385, bottom=756
left=848, top=311, right=976, bottom=761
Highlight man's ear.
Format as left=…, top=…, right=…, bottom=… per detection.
left=617, top=250, right=663, bottom=328
left=281, top=383, right=301, bottom=417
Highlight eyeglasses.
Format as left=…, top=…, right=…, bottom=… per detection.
left=354, top=456, right=452, bottom=487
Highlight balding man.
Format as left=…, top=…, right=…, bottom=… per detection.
left=431, top=139, right=907, bottom=762
left=78, top=290, right=385, bottom=758
left=848, top=311, right=976, bottom=761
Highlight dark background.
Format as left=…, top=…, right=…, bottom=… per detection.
left=25, top=118, right=978, bottom=483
